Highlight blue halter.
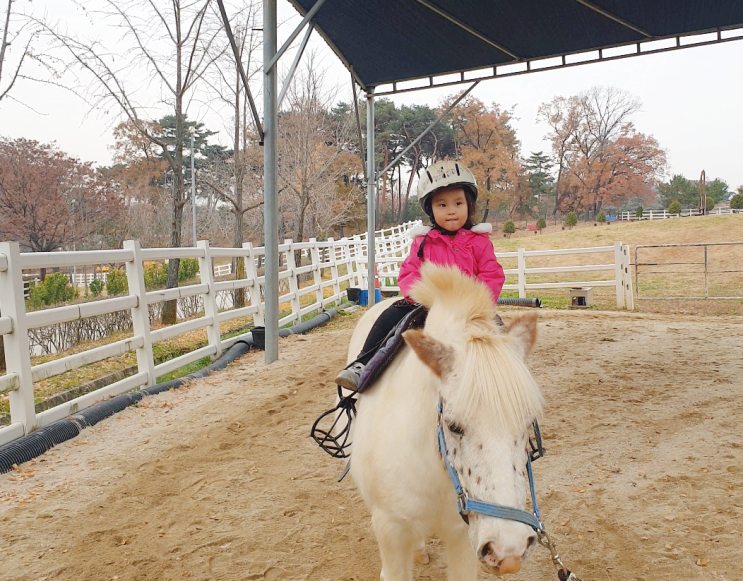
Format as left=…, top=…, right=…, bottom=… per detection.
left=436, top=400, right=543, bottom=532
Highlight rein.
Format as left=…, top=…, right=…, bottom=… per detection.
left=436, top=400, right=583, bottom=581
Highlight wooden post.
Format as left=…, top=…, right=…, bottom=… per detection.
left=328, top=237, right=341, bottom=304
left=123, top=240, right=156, bottom=386
left=243, top=242, right=264, bottom=327
left=0, top=242, right=36, bottom=435
left=614, top=241, right=625, bottom=309
left=309, top=239, right=324, bottom=313
left=197, top=241, right=222, bottom=358
left=622, top=244, right=634, bottom=311
left=517, top=247, right=526, bottom=299
left=285, top=239, right=301, bottom=325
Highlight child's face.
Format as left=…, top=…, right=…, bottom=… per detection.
left=431, top=187, right=469, bottom=232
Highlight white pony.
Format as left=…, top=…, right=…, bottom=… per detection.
left=348, top=263, right=543, bottom=580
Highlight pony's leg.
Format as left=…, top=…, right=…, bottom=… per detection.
left=373, top=515, right=416, bottom=581
left=413, top=539, right=429, bottom=564
left=442, top=527, right=478, bottom=581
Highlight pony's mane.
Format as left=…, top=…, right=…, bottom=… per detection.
left=410, top=264, right=543, bottom=434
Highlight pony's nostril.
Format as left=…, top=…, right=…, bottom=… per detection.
left=525, top=534, right=537, bottom=553
left=478, top=541, right=495, bottom=561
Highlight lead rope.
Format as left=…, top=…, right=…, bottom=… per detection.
left=527, top=457, right=583, bottom=581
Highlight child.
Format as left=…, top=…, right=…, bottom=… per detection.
left=335, top=160, right=505, bottom=391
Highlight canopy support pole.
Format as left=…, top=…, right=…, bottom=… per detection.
left=277, top=23, right=315, bottom=109
left=376, top=80, right=479, bottom=179
left=352, top=76, right=365, bottom=166
left=411, top=0, right=520, bottom=59
left=570, top=0, right=650, bottom=37
left=215, top=0, right=264, bottom=142
left=264, top=0, right=279, bottom=362
left=266, top=0, right=327, bottom=72
left=366, top=89, right=376, bottom=306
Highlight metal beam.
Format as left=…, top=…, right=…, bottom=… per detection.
left=374, top=30, right=743, bottom=96
left=571, top=0, right=651, bottom=37
left=352, top=75, right=364, bottom=166
left=277, top=23, right=314, bottom=110
left=376, top=81, right=479, bottom=179
left=366, top=90, right=376, bottom=307
left=215, top=0, right=264, bottom=142
left=264, top=0, right=279, bottom=362
left=266, top=0, right=328, bottom=72
left=411, top=0, right=520, bottom=60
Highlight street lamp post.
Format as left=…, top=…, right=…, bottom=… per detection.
left=190, top=127, right=197, bottom=246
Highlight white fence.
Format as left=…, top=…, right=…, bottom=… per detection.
left=0, top=222, right=632, bottom=447
left=0, top=223, right=418, bottom=446
left=619, top=208, right=742, bottom=221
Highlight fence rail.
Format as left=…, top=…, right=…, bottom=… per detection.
left=619, top=208, right=742, bottom=221
left=0, top=222, right=633, bottom=447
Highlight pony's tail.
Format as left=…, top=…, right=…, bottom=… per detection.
left=410, top=263, right=496, bottom=325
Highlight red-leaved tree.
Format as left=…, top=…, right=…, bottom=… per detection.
left=0, top=138, right=124, bottom=260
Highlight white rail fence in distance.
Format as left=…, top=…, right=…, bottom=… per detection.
left=0, top=222, right=632, bottom=448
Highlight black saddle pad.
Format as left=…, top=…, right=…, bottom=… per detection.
left=356, top=302, right=428, bottom=394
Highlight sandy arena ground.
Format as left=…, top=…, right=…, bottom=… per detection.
left=1, top=309, right=742, bottom=581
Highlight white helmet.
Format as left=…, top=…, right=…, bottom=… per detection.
left=417, top=160, right=478, bottom=214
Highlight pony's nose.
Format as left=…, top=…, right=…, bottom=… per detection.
left=477, top=542, right=522, bottom=574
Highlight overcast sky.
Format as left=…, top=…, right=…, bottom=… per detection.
left=1, top=1, right=742, bottom=190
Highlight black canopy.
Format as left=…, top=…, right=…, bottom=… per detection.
left=288, top=0, right=743, bottom=92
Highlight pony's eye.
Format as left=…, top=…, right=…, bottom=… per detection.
left=447, top=423, right=465, bottom=436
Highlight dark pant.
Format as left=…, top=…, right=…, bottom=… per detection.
left=355, top=303, right=412, bottom=365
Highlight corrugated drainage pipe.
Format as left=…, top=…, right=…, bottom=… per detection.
left=0, top=305, right=347, bottom=473
left=497, top=297, right=542, bottom=308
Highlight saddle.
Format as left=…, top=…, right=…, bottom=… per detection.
left=310, top=301, right=427, bottom=459
left=356, top=301, right=428, bottom=394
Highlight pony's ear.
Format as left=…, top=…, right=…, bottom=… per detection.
left=506, top=313, right=538, bottom=360
left=403, top=329, right=455, bottom=379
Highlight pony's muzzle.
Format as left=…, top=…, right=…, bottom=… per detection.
left=478, top=534, right=536, bottom=575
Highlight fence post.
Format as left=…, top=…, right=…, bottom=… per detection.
left=325, top=237, right=340, bottom=302
left=243, top=242, right=264, bottom=327
left=285, top=240, right=301, bottom=325
left=622, top=244, right=634, bottom=311
left=123, top=240, right=156, bottom=386
left=613, top=241, right=625, bottom=309
left=517, top=248, right=526, bottom=299
left=197, top=240, right=222, bottom=358
left=0, top=242, right=36, bottom=434
left=309, top=238, right=324, bottom=312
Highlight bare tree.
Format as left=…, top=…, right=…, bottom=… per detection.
left=199, top=2, right=262, bottom=306
left=42, top=0, right=224, bottom=324
left=279, top=59, right=363, bottom=252
left=0, top=0, right=52, bottom=105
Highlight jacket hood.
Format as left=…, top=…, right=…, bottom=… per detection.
left=407, top=222, right=492, bottom=239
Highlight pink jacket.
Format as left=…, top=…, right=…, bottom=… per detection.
left=398, top=223, right=505, bottom=303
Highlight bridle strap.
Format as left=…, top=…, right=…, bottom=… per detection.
left=437, top=400, right=542, bottom=532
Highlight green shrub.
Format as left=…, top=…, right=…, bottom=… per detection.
left=27, top=273, right=78, bottom=309
left=731, top=193, right=743, bottom=210
left=705, top=197, right=715, bottom=212
left=143, top=262, right=168, bottom=289
left=636, top=205, right=644, bottom=218
left=564, top=211, right=578, bottom=228
left=596, top=211, right=606, bottom=223
left=178, top=258, right=200, bottom=281
left=667, top=200, right=681, bottom=215
left=536, top=218, right=546, bottom=231
left=106, top=269, right=129, bottom=296
left=503, top=221, right=516, bottom=237
left=89, top=279, right=105, bottom=297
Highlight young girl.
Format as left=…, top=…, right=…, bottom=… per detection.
left=335, top=160, right=505, bottom=391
